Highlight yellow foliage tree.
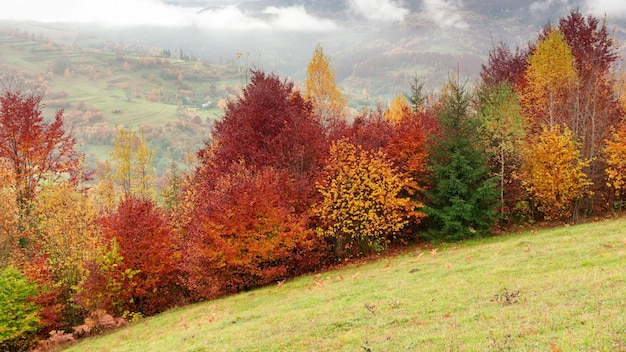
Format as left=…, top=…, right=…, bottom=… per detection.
left=604, top=123, right=626, bottom=198
left=304, top=44, right=348, bottom=126
left=0, top=160, right=18, bottom=267
left=35, top=181, right=100, bottom=325
left=521, top=124, right=591, bottom=220
left=384, top=94, right=412, bottom=124
left=313, top=138, right=415, bottom=257
left=95, top=127, right=155, bottom=210
left=521, top=28, right=578, bottom=128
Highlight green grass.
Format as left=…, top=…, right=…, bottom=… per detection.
left=63, top=218, right=626, bottom=351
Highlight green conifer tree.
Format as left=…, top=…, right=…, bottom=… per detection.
left=424, top=79, right=499, bottom=241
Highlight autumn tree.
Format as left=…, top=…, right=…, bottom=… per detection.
left=478, top=82, right=526, bottom=222
left=184, top=164, right=326, bottom=298
left=0, top=88, right=81, bottom=213
left=79, top=196, right=182, bottom=316
left=314, top=138, right=415, bottom=257
left=384, top=95, right=437, bottom=234
left=384, top=94, right=412, bottom=124
left=556, top=11, right=623, bottom=209
left=33, top=181, right=100, bottom=326
left=521, top=124, right=591, bottom=221
left=203, top=70, right=328, bottom=208
left=304, top=44, right=348, bottom=126
left=424, top=79, right=499, bottom=241
left=521, top=28, right=578, bottom=129
left=604, top=123, right=626, bottom=201
left=330, top=106, right=392, bottom=153
left=480, top=42, right=531, bottom=89
left=185, top=70, right=331, bottom=298
left=95, top=127, right=155, bottom=209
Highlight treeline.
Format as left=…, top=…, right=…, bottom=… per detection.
left=2, top=10, right=626, bottom=351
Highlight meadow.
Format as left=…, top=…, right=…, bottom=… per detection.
left=63, top=217, right=626, bottom=351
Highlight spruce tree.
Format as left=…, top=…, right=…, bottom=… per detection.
left=424, top=80, right=499, bottom=241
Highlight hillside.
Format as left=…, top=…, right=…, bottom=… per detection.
left=62, top=218, right=626, bottom=351
left=0, top=25, right=233, bottom=174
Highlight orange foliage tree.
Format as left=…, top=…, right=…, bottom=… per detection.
left=183, top=164, right=326, bottom=299
left=604, top=123, right=626, bottom=201
left=185, top=70, right=329, bottom=299
left=0, top=88, right=81, bottom=211
left=521, top=124, right=591, bottom=220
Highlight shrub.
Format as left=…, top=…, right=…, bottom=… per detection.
left=0, top=266, right=41, bottom=351
left=314, top=139, right=413, bottom=258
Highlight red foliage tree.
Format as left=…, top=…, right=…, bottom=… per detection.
left=183, top=165, right=328, bottom=300
left=331, top=105, right=393, bottom=152
left=0, top=89, right=81, bottom=208
left=186, top=70, right=330, bottom=300
left=205, top=70, right=327, bottom=188
left=480, top=42, right=531, bottom=89
left=79, top=196, right=183, bottom=316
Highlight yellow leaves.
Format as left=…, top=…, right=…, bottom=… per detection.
left=97, top=127, right=156, bottom=206
left=521, top=124, right=592, bottom=220
left=522, top=28, right=578, bottom=125
left=314, top=139, right=415, bottom=257
left=304, top=44, right=348, bottom=125
left=604, top=123, right=626, bottom=195
left=384, top=94, right=411, bottom=124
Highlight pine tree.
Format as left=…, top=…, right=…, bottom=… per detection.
left=424, top=80, right=499, bottom=241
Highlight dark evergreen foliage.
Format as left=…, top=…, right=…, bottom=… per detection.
left=423, top=80, right=499, bottom=241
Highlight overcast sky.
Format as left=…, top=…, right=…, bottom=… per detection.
left=0, top=0, right=625, bottom=32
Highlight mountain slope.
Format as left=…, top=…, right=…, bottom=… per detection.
left=63, top=217, right=626, bottom=351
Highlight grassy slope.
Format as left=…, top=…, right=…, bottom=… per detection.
left=64, top=218, right=626, bottom=351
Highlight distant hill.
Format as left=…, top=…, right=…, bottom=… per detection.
left=1, top=0, right=625, bottom=175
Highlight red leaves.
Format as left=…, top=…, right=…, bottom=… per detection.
left=81, top=196, right=183, bottom=316
left=0, top=89, right=81, bottom=205
left=185, top=165, right=327, bottom=299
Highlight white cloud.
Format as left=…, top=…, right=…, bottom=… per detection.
left=529, top=0, right=570, bottom=13
left=0, top=1, right=338, bottom=32
left=194, top=5, right=270, bottom=31
left=350, top=0, right=409, bottom=22
left=422, top=0, right=468, bottom=30
left=583, top=0, right=626, bottom=19
left=0, top=0, right=194, bottom=27
left=262, top=6, right=338, bottom=32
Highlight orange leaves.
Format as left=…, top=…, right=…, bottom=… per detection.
left=314, top=138, right=415, bottom=257
left=0, top=89, right=81, bottom=208
left=521, top=124, right=592, bottom=220
left=185, top=164, right=326, bottom=298
left=604, top=123, right=626, bottom=196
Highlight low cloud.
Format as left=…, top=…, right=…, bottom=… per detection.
left=583, top=0, right=626, bottom=19
left=422, top=0, right=468, bottom=30
left=349, top=0, right=410, bottom=22
left=0, top=0, right=193, bottom=27
left=529, top=0, right=570, bottom=14
left=262, top=6, right=338, bottom=32
left=0, top=0, right=338, bottom=32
